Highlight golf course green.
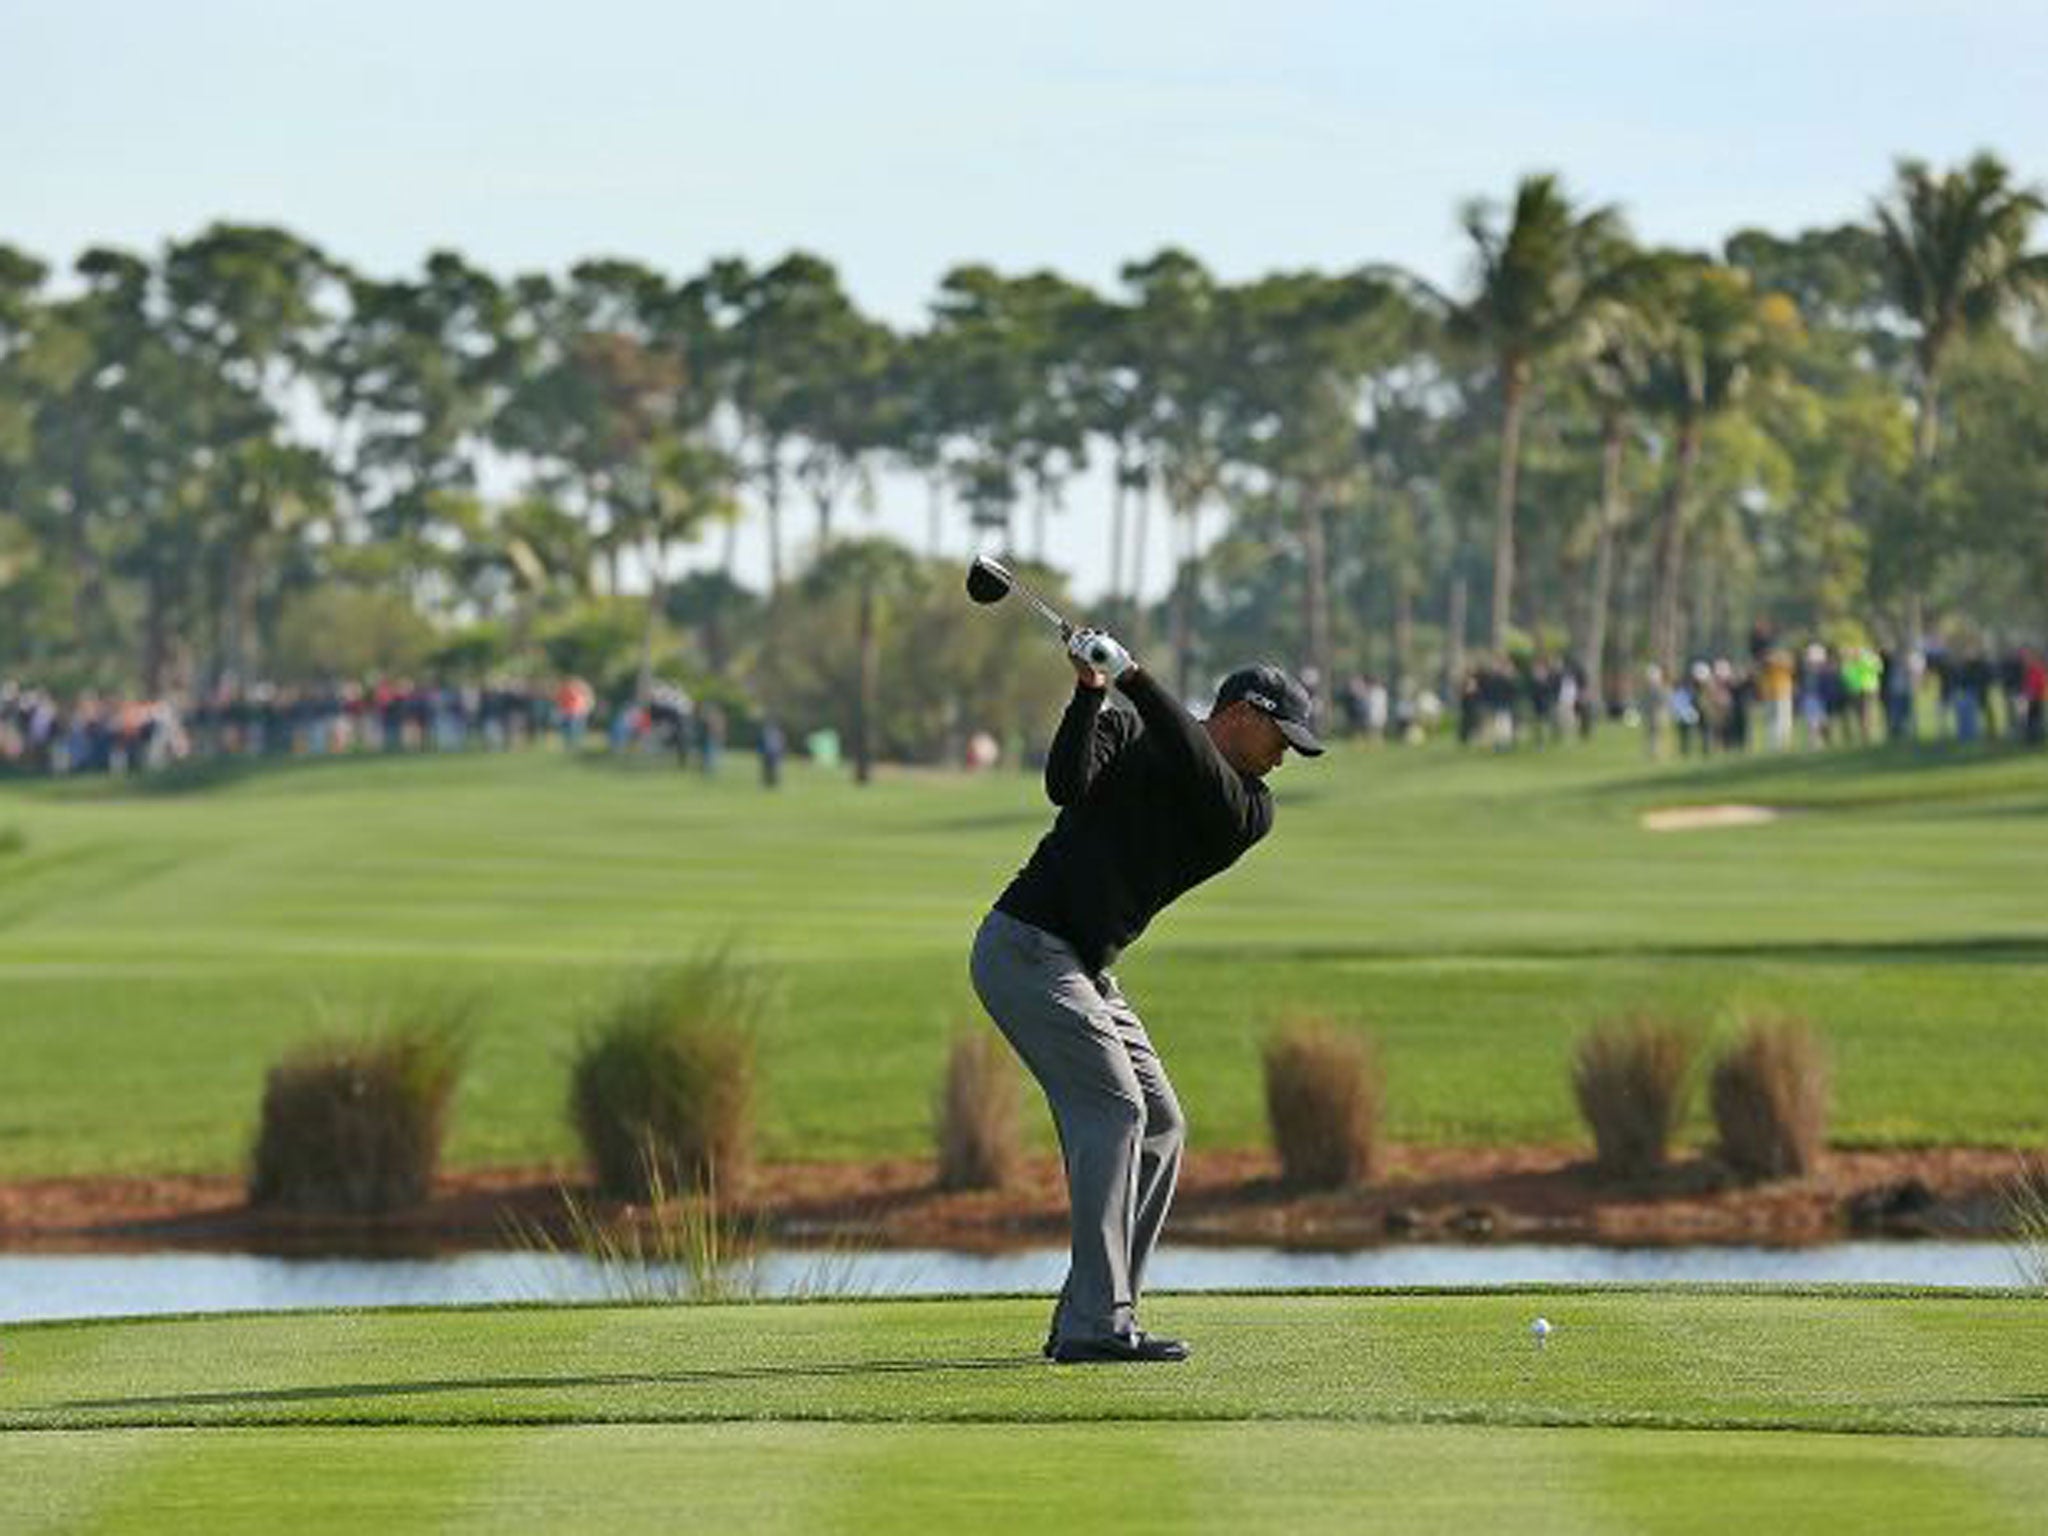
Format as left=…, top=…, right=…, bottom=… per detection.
left=1, top=734, right=2045, bottom=1177
left=3, top=1291, right=2045, bottom=1532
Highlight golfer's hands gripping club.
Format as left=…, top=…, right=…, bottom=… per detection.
left=1067, top=627, right=1133, bottom=687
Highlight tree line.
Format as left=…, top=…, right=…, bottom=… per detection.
left=2, top=150, right=2045, bottom=737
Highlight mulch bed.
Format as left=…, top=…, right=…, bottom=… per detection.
left=0, top=1145, right=2033, bottom=1256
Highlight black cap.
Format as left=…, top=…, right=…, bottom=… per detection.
left=1214, top=665, right=1325, bottom=756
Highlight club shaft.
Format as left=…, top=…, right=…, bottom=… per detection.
left=1016, top=587, right=1071, bottom=636
left=991, top=560, right=1071, bottom=635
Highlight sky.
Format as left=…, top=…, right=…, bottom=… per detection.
left=6, top=0, right=2047, bottom=600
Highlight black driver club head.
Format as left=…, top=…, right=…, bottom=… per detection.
left=967, top=553, right=1072, bottom=636
left=965, top=555, right=1013, bottom=605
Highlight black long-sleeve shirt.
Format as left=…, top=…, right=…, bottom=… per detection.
left=994, top=668, right=1273, bottom=975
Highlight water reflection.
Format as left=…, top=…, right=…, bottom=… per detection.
left=0, top=1241, right=2032, bottom=1325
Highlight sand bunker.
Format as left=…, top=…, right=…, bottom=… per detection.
left=1639, top=803, right=1782, bottom=832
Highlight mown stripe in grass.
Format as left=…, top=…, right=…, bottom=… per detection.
left=2, top=1294, right=2044, bottom=1440
left=2, top=1423, right=2046, bottom=1536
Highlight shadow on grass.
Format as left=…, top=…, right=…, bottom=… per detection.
left=58, top=1354, right=1041, bottom=1413
left=1918, top=799, right=2048, bottom=821
left=1586, top=740, right=2045, bottom=806
left=30, top=750, right=544, bottom=801
left=1944, top=1397, right=2048, bottom=1409
left=1173, top=934, right=2048, bottom=968
left=569, top=750, right=699, bottom=778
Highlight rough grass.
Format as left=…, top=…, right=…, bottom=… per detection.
left=247, top=1004, right=471, bottom=1214
left=1263, top=1019, right=1382, bottom=1188
left=1711, top=1015, right=1831, bottom=1182
left=1572, top=1015, right=1698, bottom=1180
left=2, top=737, right=2046, bottom=1178
left=933, top=1028, right=1021, bottom=1190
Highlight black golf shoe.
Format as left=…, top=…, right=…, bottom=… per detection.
left=1049, top=1331, right=1190, bottom=1364
left=1041, top=1298, right=1067, bottom=1359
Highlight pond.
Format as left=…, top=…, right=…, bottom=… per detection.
left=1, top=1240, right=2034, bottom=1324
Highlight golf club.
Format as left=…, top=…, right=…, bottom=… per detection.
left=966, top=555, right=1071, bottom=636
left=966, top=556, right=1129, bottom=674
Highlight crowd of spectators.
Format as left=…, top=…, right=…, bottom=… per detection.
left=1453, top=656, right=1597, bottom=749
left=0, top=676, right=763, bottom=778
left=8, top=626, right=2044, bottom=779
left=1331, top=673, right=1445, bottom=744
left=1444, top=623, right=2047, bottom=757
left=0, top=686, right=191, bottom=775
left=1637, top=631, right=2046, bottom=759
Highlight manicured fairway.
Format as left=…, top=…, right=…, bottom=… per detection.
left=2, top=1291, right=2045, bottom=1533
left=8, top=1421, right=2048, bottom=1535
left=2, top=736, right=2045, bottom=1176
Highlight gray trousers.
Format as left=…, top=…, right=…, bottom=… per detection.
left=969, top=909, right=1185, bottom=1342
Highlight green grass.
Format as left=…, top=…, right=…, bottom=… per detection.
left=2, top=1293, right=2046, bottom=1532
left=12, top=1423, right=2048, bottom=1536
left=1, top=736, right=2045, bottom=1177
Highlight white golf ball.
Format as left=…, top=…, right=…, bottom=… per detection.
left=1530, top=1317, right=1553, bottom=1343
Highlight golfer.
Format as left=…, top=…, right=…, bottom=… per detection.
left=970, top=628, right=1323, bottom=1363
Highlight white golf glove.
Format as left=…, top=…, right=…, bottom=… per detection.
left=1068, top=628, right=1133, bottom=681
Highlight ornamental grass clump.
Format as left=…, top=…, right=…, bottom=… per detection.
left=1572, top=1015, right=1699, bottom=1180
left=570, top=954, right=769, bottom=1200
left=507, top=1148, right=881, bottom=1305
left=1263, top=1019, right=1382, bottom=1190
left=247, top=1001, right=474, bottom=1215
left=512, top=1152, right=765, bottom=1304
left=2007, top=1158, right=2048, bottom=1288
left=1709, top=1014, right=1830, bottom=1182
left=934, top=1028, right=1022, bottom=1191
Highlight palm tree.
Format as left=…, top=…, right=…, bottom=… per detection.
left=1637, top=258, right=1797, bottom=673
left=1571, top=284, right=1657, bottom=707
left=495, top=494, right=596, bottom=603
left=1442, top=176, right=1628, bottom=649
left=1872, top=153, right=2048, bottom=634
left=801, top=536, right=921, bottom=784
left=625, top=436, right=739, bottom=705
left=664, top=570, right=759, bottom=676
left=1875, top=154, right=2048, bottom=464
